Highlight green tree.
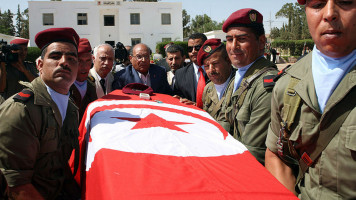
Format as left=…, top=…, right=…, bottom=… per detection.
left=15, top=5, right=22, bottom=37
left=21, top=8, right=29, bottom=38
left=182, top=9, right=191, bottom=38
left=0, top=9, right=15, bottom=36
left=274, top=3, right=311, bottom=40
left=270, top=27, right=280, bottom=39
left=190, top=14, right=221, bottom=34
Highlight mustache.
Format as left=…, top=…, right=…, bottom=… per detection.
left=209, top=72, right=219, bottom=76
left=61, top=65, right=72, bottom=72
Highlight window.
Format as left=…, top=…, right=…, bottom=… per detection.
left=161, top=13, right=171, bottom=25
left=43, top=13, right=54, bottom=26
left=131, top=38, right=141, bottom=46
left=130, top=13, right=140, bottom=25
left=77, top=13, right=88, bottom=25
left=162, top=38, right=171, bottom=42
left=105, top=41, right=115, bottom=47
left=104, top=15, right=115, bottom=26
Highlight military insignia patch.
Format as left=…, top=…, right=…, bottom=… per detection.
left=204, top=46, right=212, bottom=53
left=249, top=13, right=257, bottom=22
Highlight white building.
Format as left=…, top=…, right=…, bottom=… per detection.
left=204, top=30, right=226, bottom=42
left=28, top=0, right=183, bottom=51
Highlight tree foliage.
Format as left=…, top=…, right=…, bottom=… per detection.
left=0, top=9, right=16, bottom=36
left=273, top=3, right=310, bottom=40
left=0, top=5, right=29, bottom=38
left=190, top=14, right=223, bottom=35
left=182, top=9, right=191, bottom=38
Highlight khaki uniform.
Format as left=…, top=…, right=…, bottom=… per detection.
left=70, top=79, right=98, bottom=122
left=202, top=70, right=235, bottom=132
left=223, top=58, right=277, bottom=165
left=0, top=78, right=80, bottom=199
left=266, top=53, right=356, bottom=199
left=0, top=61, right=38, bottom=100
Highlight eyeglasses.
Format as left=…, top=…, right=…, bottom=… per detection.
left=132, top=54, right=150, bottom=61
left=187, top=45, right=202, bottom=52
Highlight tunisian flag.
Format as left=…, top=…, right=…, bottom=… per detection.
left=72, top=90, right=297, bottom=200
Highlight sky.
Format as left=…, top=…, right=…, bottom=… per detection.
left=1, top=0, right=296, bottom=33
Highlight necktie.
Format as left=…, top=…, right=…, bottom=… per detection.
left=196, top=67, right=206, bottom=108
left=100, top=79, right=106, bottom=94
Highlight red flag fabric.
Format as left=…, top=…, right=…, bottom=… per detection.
left=72, top=90, right=298, bottom=200
left=196, top=67, right=206, bottom=108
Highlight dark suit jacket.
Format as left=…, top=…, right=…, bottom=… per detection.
left=112, top=64, right=172, bottom=95
left=173, top=63, right=209, bottom=102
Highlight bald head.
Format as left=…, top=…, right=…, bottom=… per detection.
left=129, top=43, right=151, bottom=75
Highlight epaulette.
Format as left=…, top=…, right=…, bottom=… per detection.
left=273, top=64, right=291, bottom=82
left=87, top=75, right=95, bottom=82
left=263, top=75, right=275, bottom=88
left=13, top=88, right=34, bottom=102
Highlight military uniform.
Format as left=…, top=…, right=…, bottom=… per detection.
left=202, top=70, right=235, bottom=132
left=266, top=53, right=356, bottom=199
left=0, top=61, right=38, bottom=100
left=70, top=78, right=98, bottom=122
left=0, top=77, right=80, bottom=199
left=223, top=58, right=277, bottom=165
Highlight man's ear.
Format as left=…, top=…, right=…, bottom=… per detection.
left=37, top=58, right=44, bottom=74
left=259, top=35, right=267, bottom=51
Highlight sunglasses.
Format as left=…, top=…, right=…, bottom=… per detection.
left=187, top=45, right=202, bottom=52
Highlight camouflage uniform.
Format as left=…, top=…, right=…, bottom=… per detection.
left=0, top=77, right=80, bottom=199
left=202, top=70, right=235, bottom=132
left=266, top=53, right=356, bottom=199
left=223, top=58, right=277, bottom=165
left=70, top=78, right=98, bottom=122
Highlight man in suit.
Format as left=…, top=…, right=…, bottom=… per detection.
left=165, top=44, right=186, bottom=87
left=173, top=33, right=208, bottom=108
left=89, top=44, right=115, bottom=98
left=70, top=38, right=97, bottom=121
left=112, top=43, right=171, bottom=95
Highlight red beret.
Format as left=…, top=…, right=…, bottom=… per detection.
left=222, top=8, right=263, bottom=33
left=197, top=38, right=224, bottom=66
left=10, top=38, right=29, bottom=46
left=35, top=27, right=79, bottom=50
left=78, top=38, right=92, bottom=55
left=298, top=0, right=306, bottom=5
left=122, top=83, right=154, bottom=95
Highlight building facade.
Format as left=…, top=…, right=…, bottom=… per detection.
left=28, top=0, right=183, bottom=51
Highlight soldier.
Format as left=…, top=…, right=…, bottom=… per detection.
left=196, top=38, right=235, bottom=132
left=0, top=27, right=81, bottom=199
left=0, top=38, right=38, bottom=101
left=222, top=9, right=278, bottom=165
left=265, top=0, right=356, bottom=198
left=70, top=38, right=97, bottom=121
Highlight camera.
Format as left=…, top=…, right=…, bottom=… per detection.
left=0, top=39, right=19, bottom=63
left=114, top=42, right=128, bottom=64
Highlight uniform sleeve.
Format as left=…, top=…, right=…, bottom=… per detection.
left=0, top=100, right=40, bottom=187
left=239, top=83, right=272, bottom=165
left=266, top=81, right=283, bottom=153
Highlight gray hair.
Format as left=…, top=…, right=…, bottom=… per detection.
left=93, top=43, right=115, bottom=58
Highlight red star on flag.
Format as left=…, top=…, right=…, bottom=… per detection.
left=113, top=113, right=192, bottom=133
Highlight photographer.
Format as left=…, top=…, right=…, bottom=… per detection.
left=0, top=39, right=38, bottom=101
left=112, top=42, right=130, bottom=73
